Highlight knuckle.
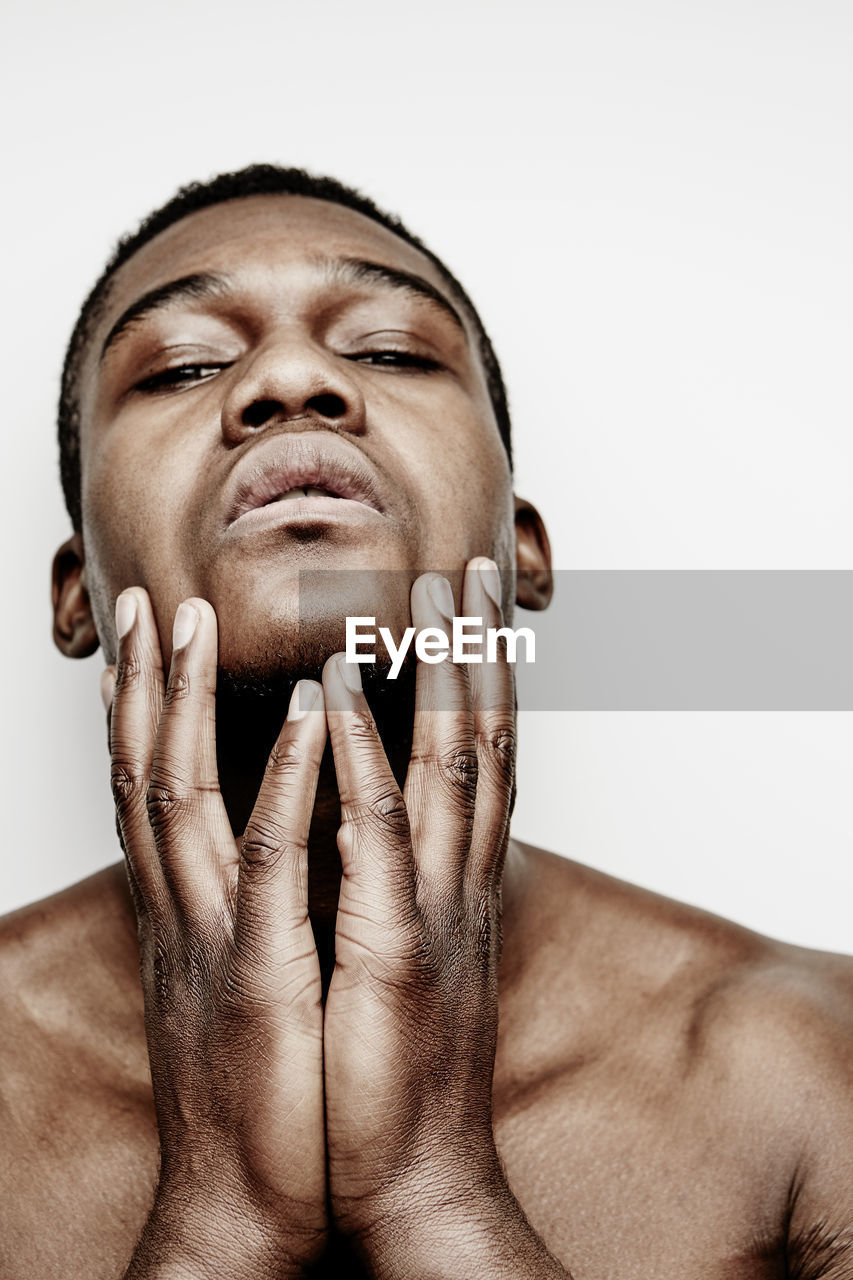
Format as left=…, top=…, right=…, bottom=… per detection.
left=114, top=653, right=142, bottom=693
left=477, top=721, right=517, bottom=782
left=110, top=759, right=147, bottom=809
left=240, top=820, right=300, bottom=872
left=145, top=777, right=189, bottom=831
left=365, top=788, right=411, bottom=836
left=348, top=708, right=382, bottom=747
left=411, top=744, right=479, bottom=804
left=163, top=669, right=191, bottom=706
left=266, top=738, right=303, bottom=774
left=340, top=787, right=411, bottom=848
left=441, top=747, right=479, bottom=796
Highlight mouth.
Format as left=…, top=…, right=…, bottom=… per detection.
left=225, top=437, right=386, bottom=531
left=263, top=484, right=348, bottom=503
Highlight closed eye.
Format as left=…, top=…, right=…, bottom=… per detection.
left=348, top=350, right=442, bottom=371
left=134, top=363, right=229, bottom=393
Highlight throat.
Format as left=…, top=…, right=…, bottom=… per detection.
left=213, top=668, right=416, bottom=979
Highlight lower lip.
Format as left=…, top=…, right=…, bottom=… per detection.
left=227, top=494, right=384, bottom=534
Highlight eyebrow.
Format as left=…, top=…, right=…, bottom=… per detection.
left=329, top=257, right=467, bottom=336
left=99, top=255, right=467, bottom=365
left=99, top=273, right=228, bottom=363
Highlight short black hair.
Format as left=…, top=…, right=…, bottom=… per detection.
left=58, top=162, right=512, bottom=533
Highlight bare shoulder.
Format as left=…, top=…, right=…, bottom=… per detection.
left=683, top=920, right=853, bottom=1280
left=0, top=863, right=140, bottom=1016
left=509, top=842, right=853, bottom=1277
left=515, top=839, right=853, bottom=1092
left=512, top=837, right=853, bottom=1032
left=0, top=868, right=155, bottom=1276
left=0, top=862, right=146, bottom=1117
left=690, top=942, right=853, bottom=1278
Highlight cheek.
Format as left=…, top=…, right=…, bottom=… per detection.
left=81, top=430, right=200, bottom=646
left=84, top=404, right=206, bottom=546
left=399, top=418, right=512, bottom=565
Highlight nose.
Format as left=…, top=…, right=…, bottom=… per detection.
left=220, top=333, right=366, bottom=443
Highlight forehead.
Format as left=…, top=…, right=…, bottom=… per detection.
left=97, top=194, right=457, bottom=337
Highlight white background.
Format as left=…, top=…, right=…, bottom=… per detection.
left=1, top=0, right=850, bottom=950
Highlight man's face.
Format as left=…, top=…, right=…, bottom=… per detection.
left=76, top=195, right=515, bottom=677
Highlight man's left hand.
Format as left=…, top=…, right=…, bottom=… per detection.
left=321, top=558, right=569, bottom=1278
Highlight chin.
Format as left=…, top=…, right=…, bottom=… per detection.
left=216, top=626, right=349, bottom=694
left=215, top=568, right=416, bottom=683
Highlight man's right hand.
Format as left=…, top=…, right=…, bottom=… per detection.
left=106, top=589, right=328, bottom=1280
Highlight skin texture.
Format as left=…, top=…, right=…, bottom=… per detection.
left=2, top=194, right=853, bottom=1278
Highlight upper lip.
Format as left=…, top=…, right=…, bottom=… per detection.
left=224, top=434, right=386, bottom=526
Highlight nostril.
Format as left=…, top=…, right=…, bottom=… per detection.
left=307, top=392, right=346, bottom=419
left=242, top=399, right=283, bottom=429
left=239, top=392, right=348, bottom=430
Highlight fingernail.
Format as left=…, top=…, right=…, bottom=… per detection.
left=287, top=679, right=320, bottom=721
left=427, top=575, right=455, bottom=621
left=100, top=668, right=115, bottom=711
left=115, top=592, right=137, bottom=639
left=476, top=558, right=502, bottom=608
left=172, top=602, right=199, bottom=651
left=338, top=654, right=363, bottom=695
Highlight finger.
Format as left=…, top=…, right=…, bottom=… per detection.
left=323, top=654, right=417, bottom=935
left=101, top=663, right=116, bottom=758
left=461, top=558, right=517, bottom=890
left=235, top=680, right=327, bottom=973
left=109, top=589, right=168, bottom=913
left=147, top=597, right=234, bottom=919
left=403, top=573, right=477, bottom=890
left=100, top=665, right=116, bottom=714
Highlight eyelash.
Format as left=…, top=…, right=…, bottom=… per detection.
left=133, top=350, right=442, bottom=393
left=134, top=364, right=224, bottom=392
left=352, top=350, right=441, bottom=371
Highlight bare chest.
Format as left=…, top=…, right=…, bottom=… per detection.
left=492, top=1058, right=788, bottom=1280
left=1, top=1062, right=787, bottom=1280
left=0, top=1067, right=158, bottom=1279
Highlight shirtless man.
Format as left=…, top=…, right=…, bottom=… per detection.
left=1, top=164, right=852, bottom=1279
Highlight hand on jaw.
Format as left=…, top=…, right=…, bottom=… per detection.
left=107, top=560, right=568, bottom=1280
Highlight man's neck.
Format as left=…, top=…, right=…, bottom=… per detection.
left=213, top=675, right=418, bottom=984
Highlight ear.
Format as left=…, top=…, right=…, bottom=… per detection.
left=52, top=532, right=100, bottom=658
left=514, top=496, right=553, bottom=611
